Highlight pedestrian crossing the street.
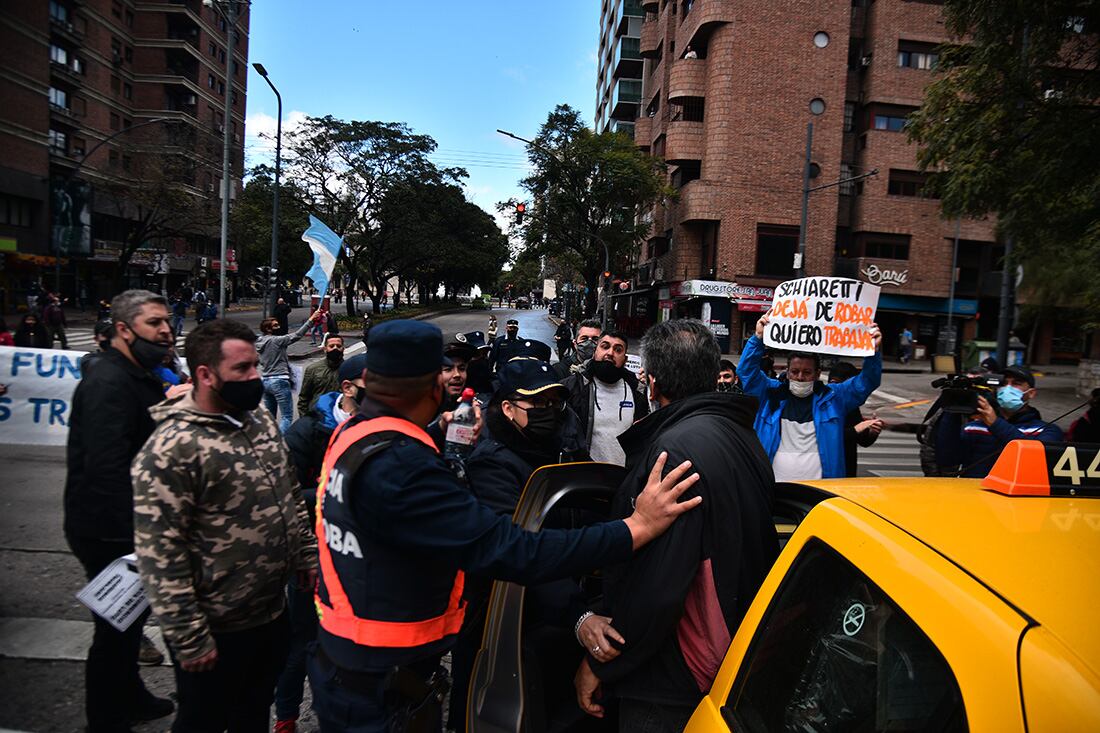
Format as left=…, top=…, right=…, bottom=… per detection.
left=858, top=430, right=923, bottom=478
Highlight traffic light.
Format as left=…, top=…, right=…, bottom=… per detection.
left=515, top=202, right=526, bottom=224
left=269, top=268, right=279, bottom=288
left=602, top=270, right=612, bottom=281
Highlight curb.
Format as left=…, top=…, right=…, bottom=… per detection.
left=287, top=307, right=469, bottom=361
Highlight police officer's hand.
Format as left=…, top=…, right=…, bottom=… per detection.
left=297, top=567, right=318, bottom=592
left=575, top=658, right=605, bottom=718
left=180, top=646, right=218, bottom=672
left=976, top=395, right=997, bottom=426
left=578, top=614, right=624, bottom=662
left=755, top=313, right=770, bottom=339
left=625, top=451, right=701, bottom=551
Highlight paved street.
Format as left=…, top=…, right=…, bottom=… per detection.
left=0, top=305, right=1087, bottom=731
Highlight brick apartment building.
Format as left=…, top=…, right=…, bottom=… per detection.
left=595, top=0, right=1089, bottom=364
left=0, top=0, right=248, bottom=315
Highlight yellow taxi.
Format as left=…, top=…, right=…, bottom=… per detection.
left=467, top=442, right=1100, bottom=732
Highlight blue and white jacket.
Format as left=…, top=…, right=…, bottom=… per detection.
left=935, top=404, right=1064, bottom=478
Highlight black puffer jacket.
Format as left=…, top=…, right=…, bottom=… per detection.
left=589, top=391, right=780, bottom=707
left=561, top=361, right=650, bottom=449
left=64, top=349, right=166, bottom=542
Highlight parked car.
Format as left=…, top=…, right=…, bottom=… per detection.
left=515, top=296, right=531, bottom=309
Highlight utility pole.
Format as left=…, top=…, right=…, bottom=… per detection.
left=207, top=0, right=242, bottom=317
left=253, top=63, right=281, bottom=320
left=795, top=121, right=813, bottom=277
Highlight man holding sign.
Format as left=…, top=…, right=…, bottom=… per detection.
left=738, top=277, right=882, bottom=481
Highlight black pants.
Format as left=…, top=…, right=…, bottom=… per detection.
left=67, top=534, right=153, bottom=733
left=274, top=577, right=319, bottom=721
left=171, top=613, right=291, bottom=733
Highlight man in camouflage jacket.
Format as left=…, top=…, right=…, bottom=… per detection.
left=132, top=319, right=317, bottom=732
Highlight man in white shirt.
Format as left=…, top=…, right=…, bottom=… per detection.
left=562, top=329, right=650, bottom=465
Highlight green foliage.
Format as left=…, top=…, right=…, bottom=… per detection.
left=906, top=1, right=1100, bottom=318
left=231, top=165, right=312, bottom=288
left=508, top=104, right=672, bottom=313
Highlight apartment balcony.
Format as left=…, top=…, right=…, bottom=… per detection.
left=664, top=120, right=703, bottom=162
left=676, top=179, right=722, bottom=223
left=668, top=58, right=706, bottom=101
left=634, top=115, right=652, bottom=146
left=49, top=103, right=81, bottom=127
left=611, top=79, right=643, bottom=120
left=50, top=60, right=83, bottom=86
left=641, top=0, right=659, bottom=11
left=50, top=16, right=84, bottom=45
left=677, top=0, right=733, bottom=55
left=640, top=18, right=661, bottom=58
left=614, top=36, right=643, bottom=79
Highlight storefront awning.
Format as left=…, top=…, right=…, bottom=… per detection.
left=878, top=294, right=978, bottom=316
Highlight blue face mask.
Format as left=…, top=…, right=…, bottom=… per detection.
left=996, top=384, right=1027, bottom=412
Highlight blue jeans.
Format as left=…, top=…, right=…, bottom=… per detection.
left=274, top=578, right=318, bottom=721
left=262, top=376, right=294, bottom=433
left=171, top=315, right=184, bottom=337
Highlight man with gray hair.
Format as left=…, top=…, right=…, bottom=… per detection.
left=64, top=289, right=176, bottom=732
left=574, top=319, right=779, bottom=731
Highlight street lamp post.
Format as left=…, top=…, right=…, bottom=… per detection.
left=253, top=62, right=281, bottom=321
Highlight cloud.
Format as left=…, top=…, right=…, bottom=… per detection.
left=244, top=109, right=309, bottom=168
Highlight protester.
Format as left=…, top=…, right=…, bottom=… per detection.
left=170, top=294, right=188, bottom=338
left=716, top=358, right=742, bottom=393
left=0, top=318, right=13, bottom=346
left=307, top=319, right=702, bottom=729
left=935, top=365, right=1065, bottom=477
left=439, top=337, right=473, bottom=412
left=487, top=314, right=498, bottom=341
left=828, top=361, right=884, bottom=477
left=461, top=330, right=495, bottom=399
left=361, top=312, right=372, bottom=344
left=274, top=297, right=293, bottom=336
left=63, top=289, right=175, bottom=732
left=132, top=319, right=318, bottom=733
left=553, top=318, right=601, bottom=380
left=43, top=295, right=68, bottom=348
left=575, top=318, right=779, bottom=729
left=13, top=313, right=51, bottom=348
left=257, top=312, right=321, bottom=433
left=1067, top=388, right=1100, bottom=443
left=78, top=319, right=116, bottom=376
left=554, top=318, right=574, bottom=362
left=297, top=333, right=345, bottom=417
left=489, top=318, right=523, bottom=370
left=737, top=313, right=883, bottom=481
left=562, top=329, right=649, bottom=466
left=899, top=326, right=913, bottom=364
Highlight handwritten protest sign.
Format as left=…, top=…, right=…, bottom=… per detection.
left=763, top=277, right=880, bottom=357
left=625, top=353, right=643, bottom=376
left=0, top=346, right=85, bottom=446
left=76, top=553, right=149, bottom=632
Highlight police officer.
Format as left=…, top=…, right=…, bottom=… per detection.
left=309, top=320, right=702, bottom=731
left=488, top=318, right=522, bottom=370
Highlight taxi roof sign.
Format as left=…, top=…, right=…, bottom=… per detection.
left=983, top=440, right=1100, bottom=497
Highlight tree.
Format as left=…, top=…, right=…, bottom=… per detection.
left=281, top=115, right=464, bottom=314
left=231, top=165, right=312, bottom=292
left=906, top=1, right=1100, bottom=323
left=511, top=104, right=672, bottom=314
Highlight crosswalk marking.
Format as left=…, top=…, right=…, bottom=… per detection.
left=62, top=326, right=188, bottom=353
left=859, top=432, right=922, bottom=478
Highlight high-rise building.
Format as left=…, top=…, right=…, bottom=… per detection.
left=0, top=0, right=248, bottom=312
left=596, top=0, right=645, bottom=139
left=607, top=0, right=1086, bottom=361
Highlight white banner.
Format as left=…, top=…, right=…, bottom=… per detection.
left=763, top=277, right=881, bottom=357
left=542, top=279, right=557, bottom=301
left=0, top=346, right=86, bottom=446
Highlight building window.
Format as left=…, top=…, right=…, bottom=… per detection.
left=123, top=82, right=132, bottom=100
left=124, top=46, right=133, bottom=63
left=50, top=1, right=68, bottom=23
left=218, top=81, right=225, bottom=95
left=123, top=117, right=132, bottom=129
left=756, top=225, right=799, bottom=277
left=232, top=60, right=239, bottom=76
left=231, top=90, right=238, bottom=106
left=862, top=234, right=911, bottom=260
left=209, top=41, right=217, bottom=56
left=219, top=49, right=226, bottom=64
left=111, top=75, right=121, bottom=93
left=72, top=57, right=85, bottom=74
left=72, top=136, right=86, bottom=156
left=839, top=163, right=854, bottom=195
left=208, top=73, right=216, bottom=89
left=125, top=10, right=134, bottom=27
left=672, top=97, right=705, bottom=122
left=122, top=155, right=132, bottom=171
left=48, top=87, right=68, bottom=108
left=110, top=112, right=120, bottom=130
left=109, top=150, right=120, bottom=167
left=0, top=196, right=33, bottom=228
left=48, top=128, right=68, bottom=154
left=873, top=113, right=908, bottom=132
left=843, top=101, right=855, bottom=132
left=887, top=169, right=937, bottom=198
left=111, top=1, right=122, bottom=18
left=898, top=41, right=939, bottom=70
left=50, top=44, right=68, bottom=65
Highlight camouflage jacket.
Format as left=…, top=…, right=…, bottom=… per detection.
left=132, top=392, right=318, bottom=662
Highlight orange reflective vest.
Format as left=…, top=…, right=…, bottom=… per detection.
left=314, top=416, right=466, bottom=648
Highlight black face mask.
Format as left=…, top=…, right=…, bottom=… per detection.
left=353, top=385, right=366, bottom=405
left=575, top=339, right=597, bottom=362
left=325, top=350, right=344, bottom=368
left=590, top=359, right=623, bottom=383
left=214, top=377, right=264, bottom=412
left=520, top=406, right=563, bottom=443
left=128, top=332, right=172, bottom=370
left=716, top=382, right=735, bottom=393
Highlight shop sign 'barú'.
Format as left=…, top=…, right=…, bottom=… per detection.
left=860, top=264, right=909, bottom=287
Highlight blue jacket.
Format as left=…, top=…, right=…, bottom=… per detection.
left=934, top=404, right=1064, bottom=478
left=737, top=335, right=882, bottom=479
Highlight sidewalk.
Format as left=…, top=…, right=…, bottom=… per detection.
left=286, top=305, right=468, bottom=361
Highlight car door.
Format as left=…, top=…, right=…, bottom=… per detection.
left=684, top=497, right=1029, bottom=732
left=467, top=462, right=627, bottom=733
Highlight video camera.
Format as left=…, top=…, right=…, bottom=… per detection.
left=931, top=373, right=1000, bottom=414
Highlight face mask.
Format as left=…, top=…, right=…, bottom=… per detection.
left=716, top=382, right=734, bottom=393
left=591, top=359, right=623, bottom=383
left=575, top=339, right=597, bottom=362
left=788, top=379, right=816, bottom=398
left=520, top=406, right=562, bottom=443
left=214, top=377, right=264, bottom=412
left=325, top=350, right=344, bottom=368
left=997, top=385, right=1026, bottom=412
left=128, top=331, right=172, bottom=370
left=353, top=386, right=366, bottom=405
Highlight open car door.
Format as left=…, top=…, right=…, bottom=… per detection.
left=466, top=462, right=626, bottom=733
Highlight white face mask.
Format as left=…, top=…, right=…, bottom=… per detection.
left=788, top=379, right=816, bottom=398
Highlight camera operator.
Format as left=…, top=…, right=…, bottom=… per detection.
left=935, top=365, right=1064, bottom=478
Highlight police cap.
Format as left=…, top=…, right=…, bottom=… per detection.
left=365, top=320, right=449, bottom=377
left=508, top=339, right=552, bottom=362
left=506, top=319, right=519, bottom=326
left=496, top=360, right=565, bottom=399
left=338, top=353, right=368, bottom=382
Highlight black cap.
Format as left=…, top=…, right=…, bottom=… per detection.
left=506, top=319, right=519, bottom=326
left=507, top=339, right=552, bottom=362
left=496, top=360, right=565, bottom=398
left=93, top=319, right=115, bottom=337
left=365, top=320, right=448, bottom=377
left=456, top=331, right=488, bottom=350
left=338, top=353, right=368, bottom=382
left=1002, top=365, right=1036, bottom=388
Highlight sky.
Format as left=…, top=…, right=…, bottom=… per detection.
left=242, top=0, right=602, bottom=234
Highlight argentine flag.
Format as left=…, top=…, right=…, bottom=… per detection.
left=302, top=215, right=344, bottom=300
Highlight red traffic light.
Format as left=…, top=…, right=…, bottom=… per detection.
left=515, top=203, right=526, bottom=213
